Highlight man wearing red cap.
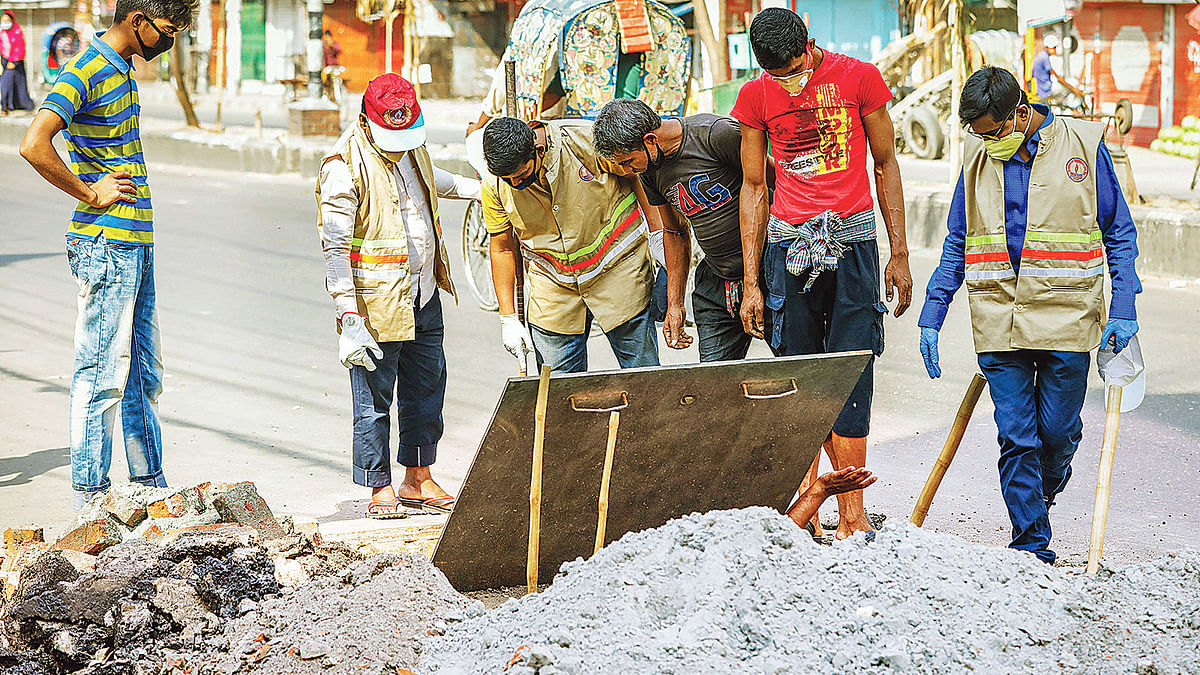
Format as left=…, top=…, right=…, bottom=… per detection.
left=316, top=74, right=481, bottom=518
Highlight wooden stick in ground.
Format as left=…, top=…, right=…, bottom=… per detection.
left=527, top=364, right=551, bottom=593
left=911, top=373, right=988, bottom=527
left=503, top=57, right=528, bottom=376
left=593, top=410, right=620, bottom=555
left=1087, top=384, right=1123, bottom=574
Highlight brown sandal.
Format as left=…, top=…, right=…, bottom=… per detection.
left=366, top=499, right=409, bottom=519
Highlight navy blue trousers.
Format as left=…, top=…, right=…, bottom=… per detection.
left=978, top=349, right=1089, bottom=564
left=349, top=294, right=446, bottom=488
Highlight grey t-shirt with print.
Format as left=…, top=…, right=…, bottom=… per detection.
left=641, top=114, right=745, bottom=281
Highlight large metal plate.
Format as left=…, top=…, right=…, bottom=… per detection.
left=432, top=351, right=871, bottom=591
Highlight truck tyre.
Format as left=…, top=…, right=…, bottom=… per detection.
left=903, top=104, right=944, bottom=160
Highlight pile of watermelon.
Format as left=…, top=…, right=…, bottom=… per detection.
left=1150, top=116, right=1200, bottom=159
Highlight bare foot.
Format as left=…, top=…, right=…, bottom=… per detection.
left=396, top=466, right=451, bottom=501
left=371, top=485, right=398, bottom=503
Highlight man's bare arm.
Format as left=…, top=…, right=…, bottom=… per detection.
left=863, top=105, right=913, bottom=317
left=489, top=228, right=520, bottom=316
left=738, top=123, right=770, bottom=338
left=20, top=109, right=136, bottom=208
left=658, top=205, right=693, bottom=349
left=787, top=467, right=877, bottom=530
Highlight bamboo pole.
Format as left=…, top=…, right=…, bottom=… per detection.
left=215, top=0, right=227, bottom=132
left=691, top=0, right=728, bottom=85
left=384, top=7, right=397, bottom=74
left=593, top=411, right=620, bottom=555
left=169, top=39, right=200, bottom=128
left=527, top=364, right=551, bottom=593
left=1087, top=385, right=1123, bottom=574
left=911, top=373, right=987, bottom=527
left=947, top=0, right=965, bottom=179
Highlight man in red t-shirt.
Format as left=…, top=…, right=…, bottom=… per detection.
left=731, top=7, right=912, bottom=540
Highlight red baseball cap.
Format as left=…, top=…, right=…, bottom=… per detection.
left=363, top=73, right=426, bottom=152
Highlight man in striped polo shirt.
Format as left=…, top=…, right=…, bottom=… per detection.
left=20, top=0, right=197, bottom=511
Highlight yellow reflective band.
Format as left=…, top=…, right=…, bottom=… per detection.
left=965, top=233, right=1005, bottom=246
left=1024, top=230, right=1103, bottom=244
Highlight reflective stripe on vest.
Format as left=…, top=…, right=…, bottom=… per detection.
left=523, top=192, right=644, bottom=282
left=964, top=229, right=1102, bottom=281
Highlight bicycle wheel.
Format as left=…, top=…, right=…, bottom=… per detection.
left=461, top=200, right=499, bottom=311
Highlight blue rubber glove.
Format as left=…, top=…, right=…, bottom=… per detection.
left=1100, top=318, right=1139, bottom=354
left=919, top=327, right=941, bottom=379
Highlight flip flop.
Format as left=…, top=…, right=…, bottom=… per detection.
left=398, top=495, right=455, bottom=514
left=366, top=499, right=410, bottom=520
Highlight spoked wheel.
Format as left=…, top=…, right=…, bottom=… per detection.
left=461, top=200, right=499, bottom=312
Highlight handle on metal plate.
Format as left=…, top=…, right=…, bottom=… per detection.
left=741, top=378, right=798, bottom=400
left=569, top=391, right=629, bottom=413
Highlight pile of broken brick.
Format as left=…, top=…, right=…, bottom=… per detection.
left=0, top=482, right=359, bottom=675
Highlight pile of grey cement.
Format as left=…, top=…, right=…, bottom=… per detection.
left=421, top=507, right=1200, bottom=675
left=196, top=554, right=483, bottom=674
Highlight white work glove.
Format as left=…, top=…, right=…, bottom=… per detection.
left=338, top=312, right=383, bottom=371
left=648, top=228, right=666, bottom=268
left=500, top=313, right=533, bottom=362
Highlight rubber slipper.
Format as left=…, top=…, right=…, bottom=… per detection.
left=398, top=495, right=455, bottom=514
left=366, top=499, right=410, bottom=520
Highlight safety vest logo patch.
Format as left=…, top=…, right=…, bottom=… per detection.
left=578, top=165, right=595, bottom=182
left=1065, top=157, right=1089, bottom=183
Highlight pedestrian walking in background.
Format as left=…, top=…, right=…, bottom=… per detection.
left=316, top=74, right=481, bottom=519
left=734, top=8, right=913, bottom=540
left=19, top=0, right=198, bottom=511
left=918, top=67, right=1141, bottom=565
left=1, top=10, right=35, bottom=114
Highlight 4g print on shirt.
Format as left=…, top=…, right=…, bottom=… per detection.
left=777, top=83, right=852, bottom=179
left=668, top=173, right=734, bottom=216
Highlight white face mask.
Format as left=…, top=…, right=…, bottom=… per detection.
left=1, top=21, right=13, bottom=30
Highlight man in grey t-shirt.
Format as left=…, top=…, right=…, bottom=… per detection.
left=594, top=99, right=752, bottom=362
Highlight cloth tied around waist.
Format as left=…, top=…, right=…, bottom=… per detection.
left=767, top=210, right=876, bottom=292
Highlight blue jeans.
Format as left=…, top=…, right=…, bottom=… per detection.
left=350, top=293, right=446, bottom=488
left=978, top=349, right=1089, bottom=564
left=530, top=303, right=660, bottom=373
left=66, top=236, right=165, bottom=493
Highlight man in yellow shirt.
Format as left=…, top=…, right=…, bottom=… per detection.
left=481, top=117, right=659, bottom=373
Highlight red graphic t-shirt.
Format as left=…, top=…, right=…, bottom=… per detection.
left=730, top=50, right=893, bottom=224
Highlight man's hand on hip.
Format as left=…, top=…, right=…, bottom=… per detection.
left=338, top=312, right=383, bottom=371
left=740, top=282, right=765, bottom=339
left=500, top=313, right=533, bottom=361
left=663, top=305, right=693, bottom=350
left=884, top=253, right=913, bottom=317
left=88, top=172, right=138, bottom=209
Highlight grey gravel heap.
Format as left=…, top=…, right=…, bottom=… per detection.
left=422, top=507, right=1200, bottom=675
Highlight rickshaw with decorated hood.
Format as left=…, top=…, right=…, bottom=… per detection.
left=461, top=0, right=692, bottom=310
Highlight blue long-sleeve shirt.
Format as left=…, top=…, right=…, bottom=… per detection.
left=918, top=104, right=1141, bottom=331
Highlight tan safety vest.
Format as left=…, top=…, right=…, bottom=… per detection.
left=962, top=115, right=1105, bottom=353
left=316, top=124, right=457, bottom=342
left=490, top=119, right=653, bottom=335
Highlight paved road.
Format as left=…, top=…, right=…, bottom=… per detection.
left=1, top=151, right=1196, bottom=566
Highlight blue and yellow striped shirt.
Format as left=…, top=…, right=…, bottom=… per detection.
left=41, top=33, right=153, bottom=245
